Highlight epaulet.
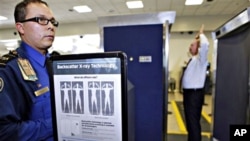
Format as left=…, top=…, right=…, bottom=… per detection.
left=0, top=50, right=18, bottom=67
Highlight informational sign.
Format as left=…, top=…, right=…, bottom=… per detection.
left=49, top=52, right=127, bottom=141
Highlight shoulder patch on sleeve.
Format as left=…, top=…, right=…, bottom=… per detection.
left=0, top=77, right=4, bottom=92
left=0, top=50, right=18, bottom=67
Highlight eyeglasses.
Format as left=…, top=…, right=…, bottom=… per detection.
left=19, top=17, right=59, bottom=27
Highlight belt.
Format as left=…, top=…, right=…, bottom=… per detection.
left=183, top=88, right=203, bottom=92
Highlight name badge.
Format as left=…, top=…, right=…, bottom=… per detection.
left=34, top=86, right=49, bottom=96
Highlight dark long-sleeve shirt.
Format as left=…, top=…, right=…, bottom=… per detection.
left=0, top=41, right=53, bottom=141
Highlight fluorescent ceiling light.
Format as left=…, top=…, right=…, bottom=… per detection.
left=0, top=16, right=7, bottom=20
left=6, top=47, right=16, bottom=51
left=126, top=1, right=144, bottom=9
left=185, top=0, right=203, bottom=5
left=73, top=5, right=92, bottom=13
left=5, top=42, right=17, bottom=47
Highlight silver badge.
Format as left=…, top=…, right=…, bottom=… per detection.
left=0, top=78, right=4, bottom=92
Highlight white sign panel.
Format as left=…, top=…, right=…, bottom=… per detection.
left=49, top=52, right=127, bottom=141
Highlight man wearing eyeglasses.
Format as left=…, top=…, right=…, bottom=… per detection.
left=0, top=0, right=58, bottom=140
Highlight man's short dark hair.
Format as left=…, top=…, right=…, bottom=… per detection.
left=14, top=0, right=48, bottom=23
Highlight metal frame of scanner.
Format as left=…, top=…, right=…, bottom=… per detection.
left=213, top=7, right=250, bottom=39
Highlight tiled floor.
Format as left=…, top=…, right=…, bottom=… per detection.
left=166, top=91, right=212, bottom=141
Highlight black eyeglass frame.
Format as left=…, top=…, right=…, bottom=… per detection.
left=19, top=17, right=59, bottom=27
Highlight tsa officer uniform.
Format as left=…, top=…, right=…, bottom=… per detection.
left=0, top=41, right=53, bottom=141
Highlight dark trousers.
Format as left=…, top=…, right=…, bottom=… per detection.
left=183, top=88, right=205, bottom=141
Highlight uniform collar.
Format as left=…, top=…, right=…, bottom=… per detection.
left=19, top=41, right=49, bottom=67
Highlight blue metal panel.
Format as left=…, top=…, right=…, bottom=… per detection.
left=104, top=24, right=164, bottom=141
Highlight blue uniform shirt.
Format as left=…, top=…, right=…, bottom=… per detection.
left=0, top=41, right=53, bottom=141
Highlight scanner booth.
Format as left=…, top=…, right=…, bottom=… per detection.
left=212, top=7, right=250, bottom=141
left=98, top=12, right=176, bottom=141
